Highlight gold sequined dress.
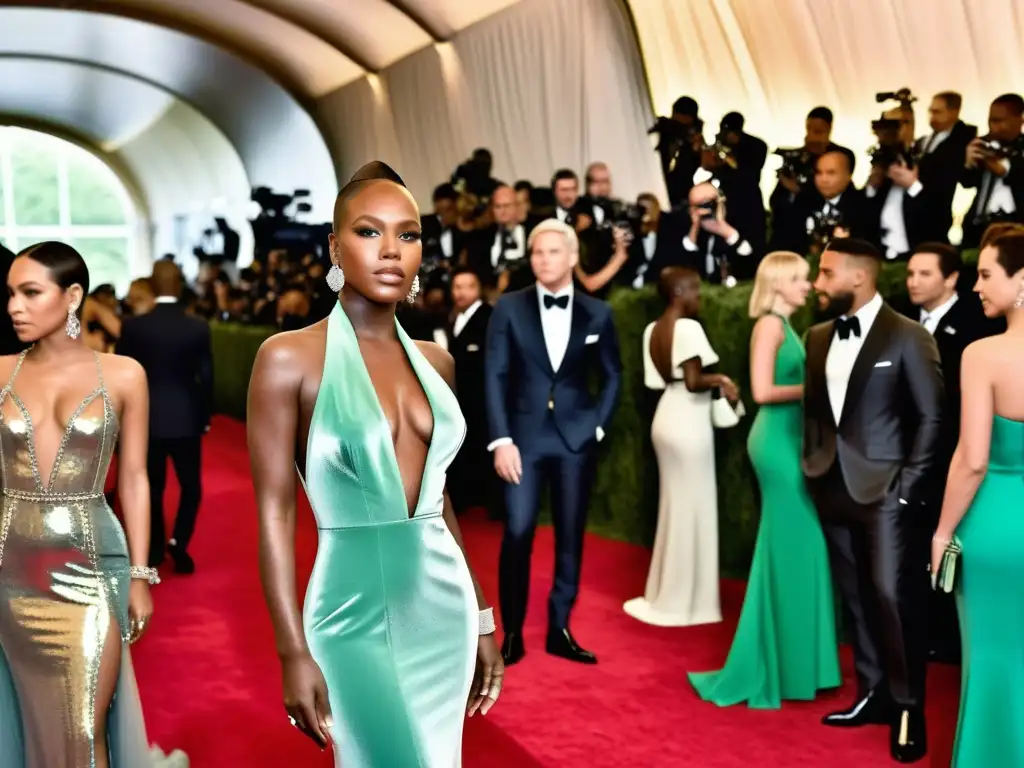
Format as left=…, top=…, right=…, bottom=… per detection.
left=0, top=350, right=166, bottom=767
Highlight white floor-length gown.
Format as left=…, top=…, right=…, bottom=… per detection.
left=624, top=318, right=722, bottom=627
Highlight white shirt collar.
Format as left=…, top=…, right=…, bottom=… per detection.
left=842, top=292, right=883, bottom=335
left=537, top=281, right=573, bottom=307
left=920, top=292, right=958, bottom=323
left=155, top=296, right=177, bottom=304
left=458, top=299, right=482, bottom=319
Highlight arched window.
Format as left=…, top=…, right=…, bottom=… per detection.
left=0, top=127, right=139, bottom=294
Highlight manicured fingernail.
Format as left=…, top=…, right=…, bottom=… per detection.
left=325, top=716, right=333, bottom=727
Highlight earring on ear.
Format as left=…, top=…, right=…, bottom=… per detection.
left=65, top=304, right=81, bottom=339
left=1015, top=282, right=1024, bottom=309
left=406, top=274, right=420, bottom=304
left=326, top=248, right=345, bottom=293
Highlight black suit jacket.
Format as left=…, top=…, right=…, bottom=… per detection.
left=914, top=121, right=977, bottom=243
left=449, top=302, right=492, bottom=431
left=803, top=302, right=944, bottom=507
left=484, top=287, right=621, bottom=453
left=898, top=295, right=1006, bottom=483
left=960, top=135, right=1024, bottom=247
left=769, top=183, right=869, bottom=255
left=116, top=302, right=213, bottom=440
left=864, top=179, right=933, bottom=257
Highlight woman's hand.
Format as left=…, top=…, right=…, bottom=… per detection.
left=718, top=375, right=740, bottom=403
left=128, top=580, right=153, bottom=645
left=467, top=634, right=504, bottom=717
left=281, top=652, right=333, bottom=749
left=930, top=531, right=953, bottom=588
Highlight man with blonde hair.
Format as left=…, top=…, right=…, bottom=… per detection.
left=485, top=218, right=621, bottom=667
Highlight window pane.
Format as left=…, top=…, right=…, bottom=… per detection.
left=11, top=137, right=59, bottom=226
left=0, top=173, right=5, bottom=226
left=67, top=153, right=126, bottom=225
left=69, top=237, right=129, bottom=290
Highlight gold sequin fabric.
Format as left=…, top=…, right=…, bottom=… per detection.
left=0, top=350, right=145, bottom=767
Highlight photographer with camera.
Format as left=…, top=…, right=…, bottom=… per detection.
left=960, top=93, right=1024, bottom=248
left=614, top=193, right=685, bottom=289
left=682, top=182, right=755, bottom=284
left=864, top=98, right=932, bottom=260
left=649, top=96, right=705, bottom=209
left=770, top=149, right=868, bottom=256
left=463, top=185, right=531, bottom=301
left=702, top=112, right=768, bottom=260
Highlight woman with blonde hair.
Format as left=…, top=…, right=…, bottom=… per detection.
left=690, top=251, right=841, bottom=708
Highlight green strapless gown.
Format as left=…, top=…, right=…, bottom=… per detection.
left=301, top=303, right=477, bottom=767
left=952, top=415, right=1024, bottom=767
left=689, top=315, right=841, bottom=707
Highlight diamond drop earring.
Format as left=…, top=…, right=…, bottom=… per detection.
left=406, top=274, right=420, bottom=304
left=1015, top=283, right=1024, bottom=309
left=326, top=263, right=345, bottom=293
left=65, top=305, right=81, bottom=339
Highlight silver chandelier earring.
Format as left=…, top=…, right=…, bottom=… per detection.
left=65, top=305, right=81, bottom=339
left=326, top=263, right=345, bottom=293
left=406, top=274, right=420, bottom=304
left=1015, top=283, right=1024, bottom=309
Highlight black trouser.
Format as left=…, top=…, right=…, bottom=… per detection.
left=498, top=419, right=594, bottom=634
left=813, top=465, right=929, bottom=708
left=148, top=436, right=202, bottom=566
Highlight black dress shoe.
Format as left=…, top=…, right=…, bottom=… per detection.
left=501, top=632, right=525, bottom=666
left=168, top=544, right=195, bottom=575
left=821, top=689, right=892, bottom=727
left=545, top=628, right=597, bottom=664
left=890, top=707, right=927, bottom=763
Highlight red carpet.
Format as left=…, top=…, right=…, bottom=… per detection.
left=132, top=417, right=959, bottom=767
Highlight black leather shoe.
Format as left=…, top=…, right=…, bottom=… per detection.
left=890, top=707, right=927, bottom=763
left=821, top=689, right=892, bottom=727
left=168, top=543, right=195, bottom=575
left=501, top=632, right=525, bottom=666
left=545, top=628, right=597, bottom=664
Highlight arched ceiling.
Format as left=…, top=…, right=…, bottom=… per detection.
left=4, top=0, right=527, bottom=99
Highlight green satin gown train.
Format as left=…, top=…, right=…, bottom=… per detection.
left=301, top=303, right=477, bottom=767
left=689, top=314, right=841, bottom=708
left=952, top=415, right=1024, bottom=767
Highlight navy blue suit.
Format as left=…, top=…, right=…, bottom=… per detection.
left=484, top=286, right=621, bottom=632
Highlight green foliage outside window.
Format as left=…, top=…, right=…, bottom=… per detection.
left=11, top=138, right=59, bottom=227
left=67, top=153, right=126, bottom=226
left=70, top=238, right=130, bottom=289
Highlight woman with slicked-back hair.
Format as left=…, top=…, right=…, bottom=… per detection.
left=0, top=241, right=185, bottom=767
left=248, top=162, right=502, bottom=767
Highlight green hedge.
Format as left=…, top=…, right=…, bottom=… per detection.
left=210, top=252, right=976, bottom=576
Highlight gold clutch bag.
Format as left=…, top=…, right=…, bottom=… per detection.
left=932, top=536, right=962, bottom=593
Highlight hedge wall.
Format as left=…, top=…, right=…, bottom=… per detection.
left=210, top=253, right=977, bottom=576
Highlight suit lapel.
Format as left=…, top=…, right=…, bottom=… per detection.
left=557, top=296, right=592, bottom=379
left=521, top=289, right=555, bottom=377
left=840, top=303, right=896, bottom=424
left=808, top=322, right=836, bottom=423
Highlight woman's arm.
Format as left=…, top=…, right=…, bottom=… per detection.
left=749, top=315, right=803, bottom=405
left=681, top=357, right=728, bottom=393
left=573, top=231, right=629, bottom=294
left=83, top=298, right=123, bottom=339
left=115, top=358, right=151, bottom=567
left=247, top=336, right=307, bottom=659
left=935, top=343, right=994, bottom=539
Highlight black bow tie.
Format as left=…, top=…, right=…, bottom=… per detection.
left=544, top=294, right=569, bottom=310
left=834, top=316, right=861, bottom=340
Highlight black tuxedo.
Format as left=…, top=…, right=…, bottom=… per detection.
left=865, top=179, right=933, bottom=260
left=464, top=224, right=530, bottom=291
left=803, top=299, right=943, bottom=708
left=116, top=301, right=213, bottom=564
left=681, top=227, right=757, bottom=283
left=448, top=301, right=494, bottom=513
left=485, top=286, right=621, bottom=632
left=769, top=184, right=869, bottom=255
left=619, top=213, right=686, bottom=288
left=899, top=293, right=1004, bottom=662
left=960, top=135, right=1024, bottom=248
left=712, top=133, right=768, bottom=258
left=914, top=121, right=977, bottom=243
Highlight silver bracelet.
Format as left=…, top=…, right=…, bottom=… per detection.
left=478, top=607, right=496, bottom=635
left=130, top=566, right=161, bottom=585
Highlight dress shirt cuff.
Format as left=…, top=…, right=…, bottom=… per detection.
left=865, top=186, right=878, bottom=199
left=596, top=426, right=605, bottom=442
left=682, top=235, right=699, bottom=252
left=906, top=180, right=924, bottom=198
left=725, top=229, right=740, bottom=246
left=487, top=437, right=513, bottom=452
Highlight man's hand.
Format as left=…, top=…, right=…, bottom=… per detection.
left=887, top=160, right=919, bottom=188
left=493, top=444, right=522, bottom=485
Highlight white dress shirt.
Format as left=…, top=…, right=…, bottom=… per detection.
left=922, top=129, right=951, bottom=154
left=631, top=232, right=658, bottom=289
left=919, top=292, right=958, bottom=335
left=825, top=292, right=883, bottom=424
left=453, top=299, right=483, bottom=338
left=490, top=225, right=526, bottom=268
left=805, top=194, right=843, bottom=234
left=980, top=158, right=1017, bottom=216
left=866, top=181, right=924, bottom=259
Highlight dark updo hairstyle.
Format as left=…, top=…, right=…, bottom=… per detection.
left=16, top=241, right=91, bottom=317
left=988, top=232, right=1024, bottom=277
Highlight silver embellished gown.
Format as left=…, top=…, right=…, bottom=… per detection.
left=0, top=350, right=159, bottom=767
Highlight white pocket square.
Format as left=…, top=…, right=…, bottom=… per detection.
left=466, top=344, right=479, bottom=352
left=585, top=334, right=600, bottom=344
left=874, top=360, right=892, bottom=368
left=944, top=326, right=957, bottom=335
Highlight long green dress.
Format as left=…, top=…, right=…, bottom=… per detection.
left=952, top=415, right=1024, bottom=766
left=301, top=302, right=477, bottom=767
left=689, top=314, right=841, bottom=708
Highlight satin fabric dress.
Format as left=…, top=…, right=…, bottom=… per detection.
left=301, top=302, right=476, bottom=767
left=689, top=315, right=841, bottom=707
left=0, top=350, right=168, bottom=768
left=952, top=415, right=1024, bottom=766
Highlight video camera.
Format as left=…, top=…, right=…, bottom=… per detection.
left=977, top=133, right=1024, bottom=161
left=248, top=186, right=332, bottom=260
left=774, top=147, right=815, bottom=185
left=876, top=88, right=917, bottom=108
left=868, top=88, right=919, bottom=169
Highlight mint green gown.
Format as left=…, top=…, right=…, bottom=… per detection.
left=301, top=303, right=477, bottom=767
left=689, top=314, right=841, bottom=707
left=952, top=415, right=1024, bottom=767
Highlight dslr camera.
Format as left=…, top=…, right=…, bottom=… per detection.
left=774, top=147, right=815, bottom=185
left=876, top=88, right=917, bottom=108
left=868, top=115, right=917, bottom=169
